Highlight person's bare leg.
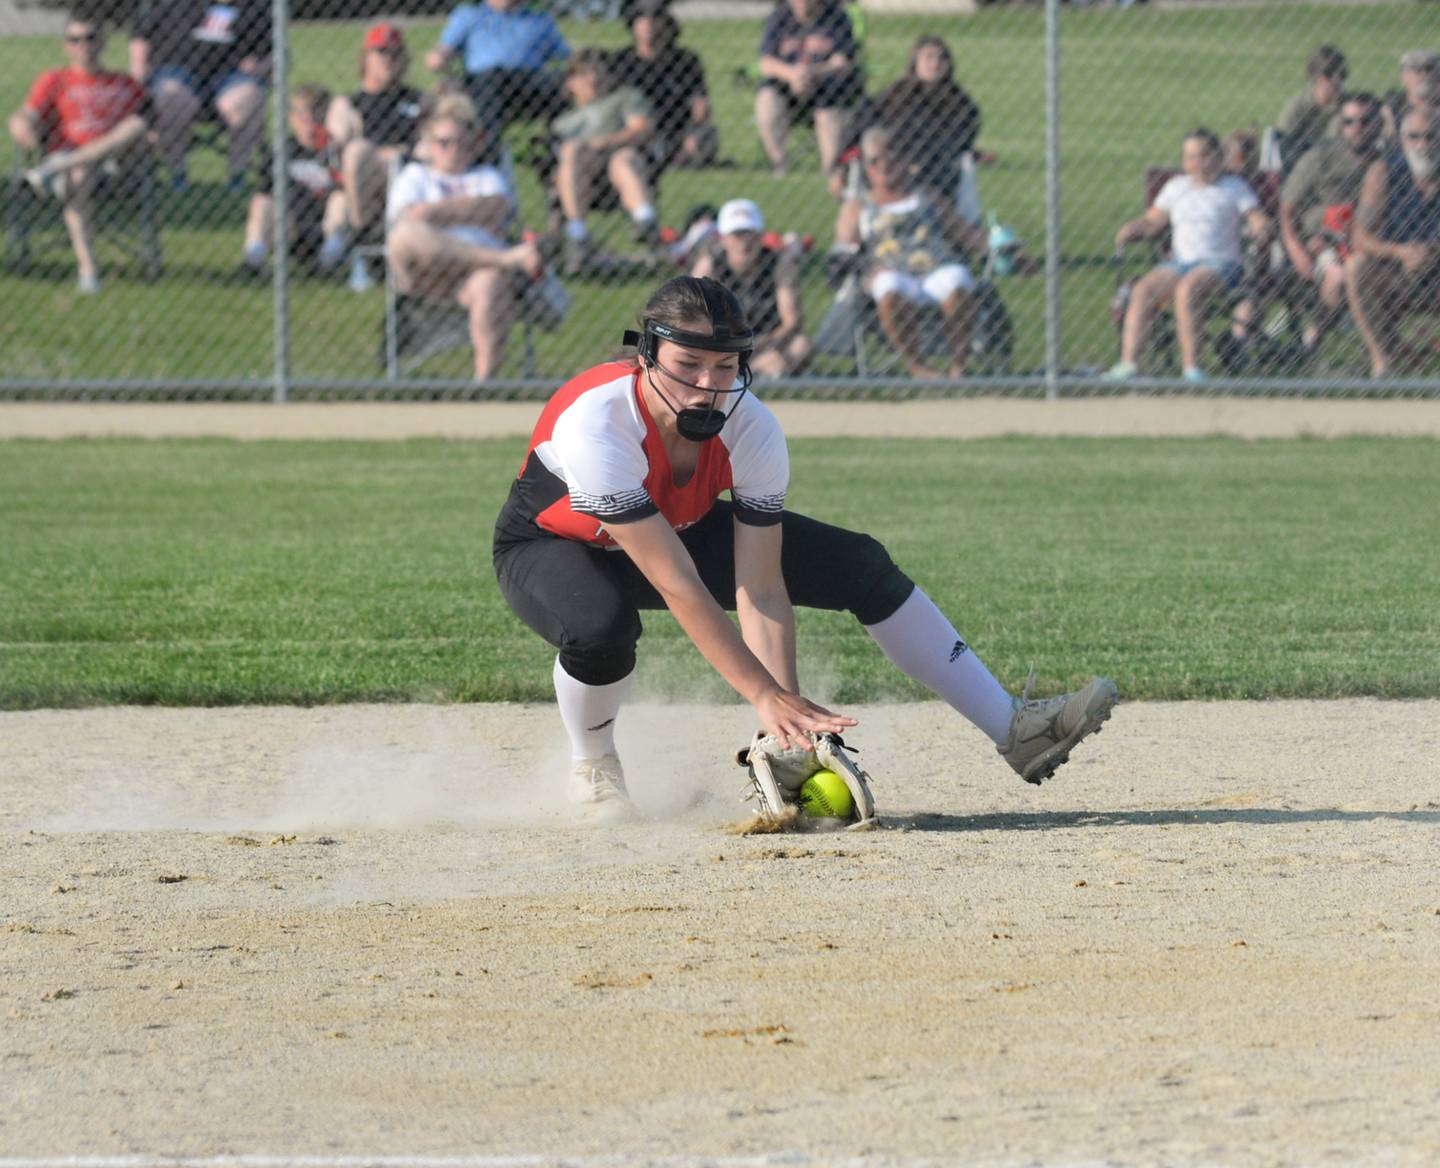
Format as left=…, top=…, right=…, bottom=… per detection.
left=60, top=165, right=99, bottom=285
left=459, top=267, right=517, bottom=380
left=784, top=332, right=813, bottom=375
left=875, top=291, right=939, bottom=378
left=387, top=219, right=538, bottom=297
left=243, top=192, right=273, bottom=251
left=606, top=148, right=651, bottom=216
left=1346, top=253, right=1400, bottom=377
left=755, top=85, right=790, bottom=173
left=340, top=139, right=385, bottom=232
left=217, top=79, right=264, bottom=181
left=813, top=107, right=846, bottom=174
left=939, top=287, right=977, bottom=377
left=1121, top=267, right=1180, bottom=368
left=556, top=138, right=601, bottom=223
left=1175, top=267, right=1222, bottom=371
left=152, top=78, right=200, bottom=173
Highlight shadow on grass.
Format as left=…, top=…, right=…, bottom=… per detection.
left=888, top=807, right=1440, bottom=833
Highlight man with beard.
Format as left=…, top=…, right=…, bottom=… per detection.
left=1280, top=91, right=1384, bottom=351
left=1347, top=105, right=1440, bottom=377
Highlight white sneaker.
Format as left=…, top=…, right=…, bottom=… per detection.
left=998, top=673, right=1118, bottom=784
left=569, top=756, right=637, bottom=824
left=347, top=253, right=375, bottom=293
left=76, top=272, right=101, bottom=295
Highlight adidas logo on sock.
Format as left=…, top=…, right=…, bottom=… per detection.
left=948, top=639, right=969, bottom=662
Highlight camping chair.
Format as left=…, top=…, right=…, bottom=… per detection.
left=3, top=143, right=163, bottom=279
left=368, top=148, right=570, bottom=380
left=1110, top=164, right=1306, bottom=376
left=814, top=152, right=1015, bottom=377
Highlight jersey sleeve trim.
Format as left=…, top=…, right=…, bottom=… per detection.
left=732, top=491, right=785, bottom=526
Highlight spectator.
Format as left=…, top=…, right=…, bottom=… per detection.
left=128, top=0, right=270, bottom=191
left=833, top=35, right=981, bottom=206
left=691, top=198, right=812, bottom=377
left=320, top=22, right=431, bottom=273
left=8, top=13, right=149, bottom=293
left=1279, top=92, right=1383, bottom=351
left=1381, top=49, right=1440, bottom=144
left=1346, top=105, right=1440, bottom=378
left=385, top=95, right=544, bottom=380
left=425, top=0, right=568, bottom=143
left=550, top=49, right=659, bottom=275
left=756, top=0, right=864, bottom=176
left=608, top=0, right=717, bottom=171
left=1108, top=127, right=1272, bottom=382
left=1275, top=45, right=1347, bottom=172
left=833, top=126, right=987, bottom=379
left=239, top=84, right=346, bottom=276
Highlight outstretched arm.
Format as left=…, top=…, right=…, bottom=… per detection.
left=603, top=512, right=854, bottom=747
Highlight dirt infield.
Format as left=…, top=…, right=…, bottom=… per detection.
left=4, top=699, right=1439, bottom=1165
left=5, top=396, right=1440, bottom=441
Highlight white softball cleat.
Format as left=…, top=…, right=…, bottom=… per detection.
left=569, top=755, right=638, bottom=824
left=999, top=673, right=1119, bottom=784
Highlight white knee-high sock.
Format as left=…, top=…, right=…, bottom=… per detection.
left=864, top=588, right=1016, bottom=744
left=553, top=657, right=636, bottom=761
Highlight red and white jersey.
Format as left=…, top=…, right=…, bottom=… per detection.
left=495, top=360, right=788, bottom=549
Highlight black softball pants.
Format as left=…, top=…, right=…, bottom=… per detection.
left=493, top=503, right=915, bottom=687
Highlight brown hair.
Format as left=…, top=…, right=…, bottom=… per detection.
left=629, top=277, right=750, bottom=360
left=1306, top=44, right=1347, bottom=81
left=1184, top=126, right=1222, bottom=155
left=290, top=83, right=331, bottom=120
left=567, top=47, right=611, bottom=88
left=907, top=35, right=954, bottom=82
left=423, top=93, right=478, bottom=139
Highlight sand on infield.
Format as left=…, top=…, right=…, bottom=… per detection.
left=4, top=698, right=1439, bottom=1166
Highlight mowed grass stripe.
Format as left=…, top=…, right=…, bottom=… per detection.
left=0, top=436, right=1435, bottom=708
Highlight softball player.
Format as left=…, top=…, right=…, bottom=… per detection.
left=493, top=276, right=1117, bottom=823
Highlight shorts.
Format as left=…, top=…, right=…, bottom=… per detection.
left=1164, top=259, right=1243, bottom=290
left=493, top=501, right=915, bottom=686
left=758, top=74, right=864, bottom=117
left=870, top=264, right=975, bottom=306
left=150, top=65, right=262, bottom=107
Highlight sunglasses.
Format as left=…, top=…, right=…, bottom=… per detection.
left=65, top=31, right=99, bottom=42
left=862, top=154, right=889, bottom=166
left=1341, top=114, right=1378, bottom=125
left=1403, top=130, right=1440, bottom=142
left=430, top=135, right=466, bottom=147
left=371, top=44, right=405, bottom=55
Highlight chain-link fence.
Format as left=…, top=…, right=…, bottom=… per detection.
left=3, top=0, right=1439, bottom=399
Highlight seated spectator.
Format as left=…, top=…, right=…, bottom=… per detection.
left=128, top=0, right=270, bottom=191
left=239, top=84, right=347, bottom=275
left=1275, top=45, right=1347, bottom=172
left=1108, top=127, right=1272, bottom=382
left=550, top=49, right=659, bottom=274
left=1381, top=50, right=1440, bottom=144
left=833, top=126, right=987, bottom=379
left=320, top=22, right=431, bottom=273
left=608, top=0, right=717, bottom=172
left=832, top=35, right=980, bottom=207
left=7, top=13, right=149, bottom=293
left=756, top=0, right=864, bottom=176
left=385, top=95, right=544, bottom=380
left=1346, top=105, right=1440, bottom=378
left=425, top=0, right=568, bottom=144
left=690, top=198, right=811, bottom=377
left=1279, top=92, right=1383, bottom=351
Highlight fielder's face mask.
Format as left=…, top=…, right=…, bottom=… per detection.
left=623, top=285, right=754, bottom=443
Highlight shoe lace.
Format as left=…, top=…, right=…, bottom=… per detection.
left=576, top=760, right=625, bottom=800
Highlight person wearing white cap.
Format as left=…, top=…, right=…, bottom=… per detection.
left=691, top=199, right=813, bottom=377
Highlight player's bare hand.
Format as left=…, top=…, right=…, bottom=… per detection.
left=754, top=689, right=857, bottom=751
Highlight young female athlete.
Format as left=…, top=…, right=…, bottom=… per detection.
left=493, top=276, right=1118, bottom=823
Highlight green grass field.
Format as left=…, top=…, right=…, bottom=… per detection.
left=2, top=435, right=1435, bottom=709
left=3, top=3, right=1435, bottom=385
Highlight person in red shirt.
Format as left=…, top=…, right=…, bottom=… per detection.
left=493, top=275, right=1119, bottom=824
left=8, top=14, right=149, bottom=293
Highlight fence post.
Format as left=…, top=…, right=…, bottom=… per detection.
left=1045, top=0, right=1060, bottom=401
left=271, top=0, right=290, bottom=404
